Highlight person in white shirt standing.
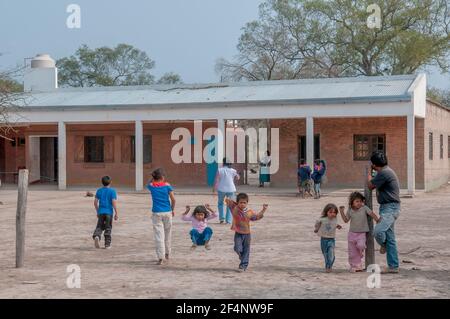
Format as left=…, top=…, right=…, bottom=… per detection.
left=213, top=158, right=240, bottom=224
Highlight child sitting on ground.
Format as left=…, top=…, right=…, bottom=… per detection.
left=225, top=193, right=268, bottom=272
left=339, top=191, right=381, bottom=272
left=181, top=204, right=217, bottom=250
left=314, top=203, right=342, bottom=273
left=93, top=176, right=118, bottom=249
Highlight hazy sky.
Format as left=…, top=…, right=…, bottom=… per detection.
left=0, top=0, right=448, bottom=89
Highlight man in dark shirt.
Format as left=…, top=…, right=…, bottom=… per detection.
left=367, top=151, right=401, bottom=273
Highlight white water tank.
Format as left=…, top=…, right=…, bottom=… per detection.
left=30, top=54, right=56, bottom=69
left=24, top=53, right=58, bottom=92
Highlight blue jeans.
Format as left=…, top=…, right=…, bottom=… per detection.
left=190, top=227, right=213, bottom=245
left=234, top=233, right=251, bottom=269
left=374, top=203, right=400, bottom=269
left=218, top=191, right=235, bottom=224
left=320, top=238, right=335, bottom=269
left=314, top=182, right=321, bottom=195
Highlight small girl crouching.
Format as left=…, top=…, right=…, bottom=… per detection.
left=314, top=204, right=342, bottom=273
left=182, top=204, right=218, bottom=250
left=339, top=192, right=381, bottom=272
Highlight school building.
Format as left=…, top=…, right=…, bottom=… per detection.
left=1, top=53, right=450, bottom=194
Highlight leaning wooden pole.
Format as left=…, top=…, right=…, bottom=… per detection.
left=16, top=169, right=29, bottom=268
left=364, top=167, right=375, bottom=268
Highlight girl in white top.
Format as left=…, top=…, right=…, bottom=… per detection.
left=213, top=158, right=240, bottom=224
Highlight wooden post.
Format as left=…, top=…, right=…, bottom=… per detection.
left=364, top=167, right=375, bottom=268
left=16, top=169, right=29, bottom=268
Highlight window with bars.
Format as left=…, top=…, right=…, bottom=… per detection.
left=84, top=136, right=104, bottom=163
left=429, top=132, right=433, bottom=160
left=353, top=135, right=385, bottom=161
left=440, top=134, right=444, bottom=159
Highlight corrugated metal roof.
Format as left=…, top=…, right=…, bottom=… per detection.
left=22, top=74, right=420, bottom=109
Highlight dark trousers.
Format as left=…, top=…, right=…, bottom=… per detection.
left=234, top=233, right=251, bottom=269
left=93, top=214, right=113, bottom=246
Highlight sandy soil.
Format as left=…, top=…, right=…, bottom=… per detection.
left=0, top=185, right=449, bottom=299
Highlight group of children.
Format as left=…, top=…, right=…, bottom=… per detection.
left=92, top=169, right=267, bottom=271
left=92, top=169, right=379, bottom=273
left=314, top=191, right=381, bottom=273
left=298, top=159, right=326, bottom=199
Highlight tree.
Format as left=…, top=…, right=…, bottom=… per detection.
left=56, top=44, right=156, bottom=87
left=0, top=61, right=25, bottom=140
left=157, top=72, right=183, bottom=85
left=217, top=0, right=450, bottom=80
left=428, top=86, right=450, bottom=107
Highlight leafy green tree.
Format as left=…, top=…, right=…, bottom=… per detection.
left=217, top=0, right=450, bottom=80
left=56, top=44, right=156, bottom=87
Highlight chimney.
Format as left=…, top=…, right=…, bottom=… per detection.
left=24, top=54, right=58, bottom=92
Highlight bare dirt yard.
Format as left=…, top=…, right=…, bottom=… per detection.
left=0, top=185, right=449, bottom=299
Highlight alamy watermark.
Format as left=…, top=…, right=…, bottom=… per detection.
left=366, top=264, right=381, bottom=289
left=66, top=264, right=81, bottom=289
left=66, top=4, right=81, bottom=29
left=367, top=4, right=382, bottom=29
left=170, top=121, right=279, bottom=174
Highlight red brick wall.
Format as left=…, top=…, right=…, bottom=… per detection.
left=270, top=117, right=409, bottom=188
left=65, top=121, right=220, bottom=187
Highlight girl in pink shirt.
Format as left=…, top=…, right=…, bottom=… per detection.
left=181, top=204, right=217, bottom=250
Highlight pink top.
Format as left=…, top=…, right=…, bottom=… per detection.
left=181, top=211, right=218, bottom=233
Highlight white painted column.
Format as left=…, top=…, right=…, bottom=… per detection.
left=306, top=117, right=314, bottom=168
left=407, top=115, right=415, bottom=195
left=135, top=120, right=144, bottom=191
left=217, top=118, right=225, bottom=166
left=57, top=121, right=66, bottom=190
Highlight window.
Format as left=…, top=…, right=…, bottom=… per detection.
left=84, top=136, right=104, bottom=163
left=353, top=135, right=385, bottom=161
left=429, top=133, right=433, bottom=160
left=128, top=135, right=152, bottom=164
left=440, top=134, right=444, bottom=159
left=448, top=136, right=450, bottom=159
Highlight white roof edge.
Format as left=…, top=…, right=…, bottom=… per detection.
left=407, top=73, right=426, bottom=93
left=38, top=74, right=419, bottom=94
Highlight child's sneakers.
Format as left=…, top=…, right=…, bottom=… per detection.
left=156, top=259, right=164, bottom=265
left=105, top=245, right=111, bottom=250
left=165, top=254, right=170, bottom=260
left=191, top=244, right=197, bottom=251
left=94, top=237, right=100, bottom=249
left=205, top=241, right=211, bottom=250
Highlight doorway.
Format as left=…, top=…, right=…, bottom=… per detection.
left=28, top=136, right=58, bottom=184
left=298, top=134, right=321, bottom=164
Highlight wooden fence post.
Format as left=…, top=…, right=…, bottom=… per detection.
left=16, top=169, right=29, bottom=268
left=364, top=167, right=375, bottom=268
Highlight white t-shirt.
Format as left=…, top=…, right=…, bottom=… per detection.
left=216, top=167, right=239, bottom=193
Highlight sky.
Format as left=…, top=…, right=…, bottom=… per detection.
left=0, top=0, right=448, bottom=89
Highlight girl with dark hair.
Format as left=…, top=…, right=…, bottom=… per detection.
left=314, top=203, right=342, bottom=273
left=339, top=192, right=381, bottom=272
left=311, top=159, right=326, bottom=199
left=259, top=150, right=271, bottom=187
left=181, top=204, right=218, bottom=250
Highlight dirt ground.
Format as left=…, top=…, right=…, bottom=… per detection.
left=0, top=185, right=449, bottom=299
